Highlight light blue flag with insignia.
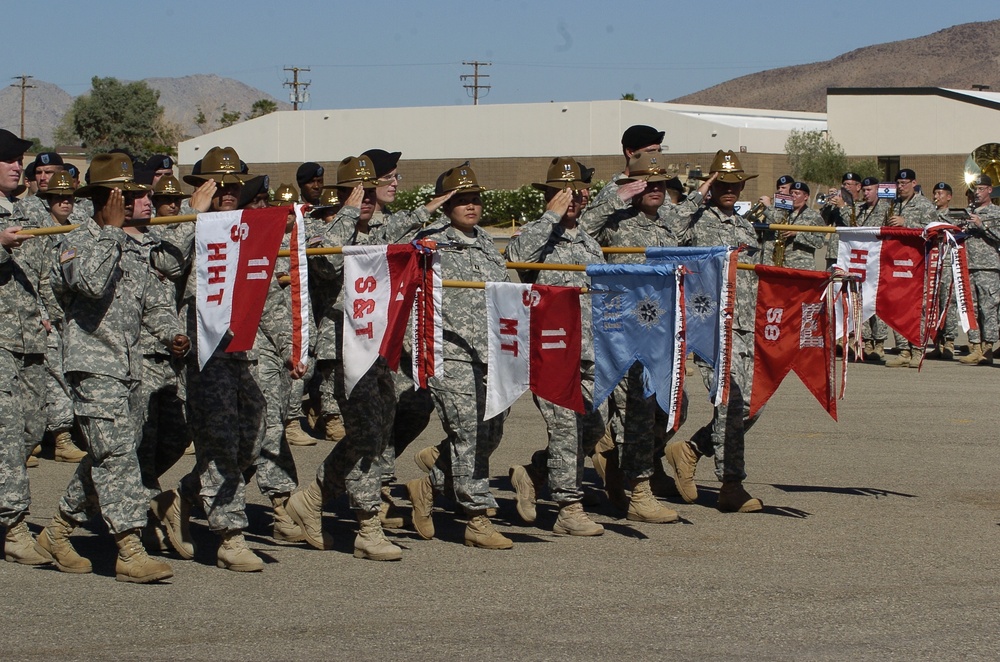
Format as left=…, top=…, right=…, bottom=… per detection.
left=587, top=263, right=685, bottom=429
left=646, top=246, right=736, bottom=406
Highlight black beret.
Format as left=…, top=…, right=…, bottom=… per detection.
left=776, top=175, right=794, bottom=188
left=895, top=169, right=916, bottom=181
left=361, top=149, right=402, bottom=178
left=974, top=174, right=993, bottom=187
left=296, top=162, right=324, bottom=186
left=790, top=181, right=810, bottom=194
left=933, top=182, right=952, bottom=193
left=146, top=154, right=175, bottom=171
left=0, top=128, right=32, bottom=162
left=861, top=177, right=879, bottom=187
left=842, top=172, right=861, bottom=183
left=32, top=152, right=63, bottom=167
left=621, top=125, right=664, bottom=151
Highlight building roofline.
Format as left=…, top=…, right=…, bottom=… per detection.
left=827, top=87, right=1000, bottom=111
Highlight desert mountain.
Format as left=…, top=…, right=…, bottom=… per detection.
left=0, top=73, right=288, bottom=147
left=670, top=20, right=1000, bottom=112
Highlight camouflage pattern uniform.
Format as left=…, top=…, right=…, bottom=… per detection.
left=933, top=208, right=960, bottom=343
left=855, top=199, right=890, bottom=344
left=963, top=203, right=1000, bottom=345
left=505, top=210, right=607, bottom=502
left=890, top=194, right=939, bottom=349
left=675, top=205, right=760, bottom=482
left=136, top=241, right=190, bottom=500
left=0, top=217, right=48, bottom=528
left=761, top=206, right=826, bottom=270
left=53, top=219, right=183, bottom=535
left=408, top=220, right=509, bottom=513
left=579, top=200, right=691, bottom=480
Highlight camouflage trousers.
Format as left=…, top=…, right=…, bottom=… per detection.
left=59, top=374, right=147, bottom=534
left=861, top=316, right=888, bottom=343
left=427, top=360, right=505, bottom=514
left=247, top=346, right=298, bottom=498
left=607, top=361, right=687, bottom=481
left=0, top=349, right=40, bottom=527
left=19, top=352, right=47, bottom=451
left=314, top=359, right=343, bottom=421
left=691, top=329, right=760, bottom=482
left=379, top=354, right=434, bottom=485
left=179, top=357, right=265, bottom=533
left=43, top=328, right=74, bottom=433
left=316, top=358, right=394, bottom=515
left=967, top=269, right=1000, bottom=344
left=935, top=263, right=960, bottom=341
left=527, top=361, right=607, bottom=503
left=286, top=357, right=314, bottom=421
left=136, top=354, right=190, bottom=500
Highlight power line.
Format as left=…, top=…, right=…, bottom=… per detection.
left=10, top=74, right=35, bottom=139
left=283, top=66, right=311, bottom=110
left=461, top=61, right=491, bottom=105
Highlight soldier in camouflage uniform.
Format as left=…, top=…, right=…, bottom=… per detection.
left=34, top=154, right=187, bottom=583
left=504, top=157, right=606, bottom=536
left=578, top=150, right=695, bottom=523
left=853, top=177, right=891, bottom=361
left=958, top=175, right=1000, bottom=366
left=884, top=169, right=938, bottom=368
left=150, top=147, right=300, bottom=572
left=763, top=181, right=826, bottom=270
left=820, top=172, right=863, bottom=269
left=405, top=163, right=515, bottom=550
left=285, top=156, right=404, bottom=561
left=589, top=124, right=665, bottom=210
left=0, top=128, right=53, bottom=567
left=665, top=150, right=764, bottom=513
left=926, top=182, right=960, bottom=360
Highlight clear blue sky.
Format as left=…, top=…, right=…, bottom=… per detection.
left=9, top=0, right=1000, bottom=109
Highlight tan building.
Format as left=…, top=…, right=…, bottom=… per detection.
left=178, top=100, right=825, bottom=200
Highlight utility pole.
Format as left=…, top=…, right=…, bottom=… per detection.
left=10, top=75, right=35, bottom=138
left=283, top=66, right=311, bottom=110
left=461, top=61, right=491, bottom=105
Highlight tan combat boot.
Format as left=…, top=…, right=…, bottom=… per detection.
left=413, top=444, right=440, bottom=473
left=589, top=431, right=613, bottom=482
left=53, top=430, right=86, bottom=463
left=354, top=512, right=402, bottom=561
left=270, top=493, right=304, bottom=543
left=983, top=342, right=994, bottom=366
left=25, top=454, right=38, bottom=468
left=553, top=502, right=604, bottom=537
left=865, top=340, right=885, bottom=363
left=509, top=464, right=541, bottom=524
left=960, top=342, right=984, bottom=365
left=323, top=414, right=346, bottom=443
left=627, top=478, right=680, bottom=523
left=406, top=476, right=435, bottom=540
left=216, top=530, right=264, bottom=572
left=885, top=348, right=912, bottom=368
left=34, top=512, right=91, bottom=573
left=908, top=345, right=923, bottom=368
left=285, top=480, right=333, bottom=550
left=284, top=418, right=317, bottom=447
left=114, top=530, right=174, bottom=583
left=717, top=481, right=764, bottom=513
left=149, top=489, right=195, bottom=559
left=379, top=486, right=405, bottom=529
left=4, top=517, right=51, bottom=565
left=942, top=339, right=955, bottom=360
left=665, top=439, right=700, bottom=503
left=464, top=514, right=513, bottom=549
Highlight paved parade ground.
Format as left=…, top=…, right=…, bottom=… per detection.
left=3, top=356, right=999, bottom=661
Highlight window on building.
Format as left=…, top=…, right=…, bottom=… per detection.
left=878, top=156, right=900, bottom=181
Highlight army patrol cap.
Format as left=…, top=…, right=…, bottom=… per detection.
left=776, top=175, right=794, bottom=188
left=620, top=151, right=674, bottom=184
left=151, top=175, right=191, bottom=200
left=183, top=146, right=251, bottom=186
left=531, top=157, right=587, bottom=191
left=621, top=125, right=664, bottom=151
left=335, top=156, right=380, bottom=189
left=270, top=183, right=298, bottom=206
left=434, top=162, right=486, bottom=196
left=75, top=153, right=150, bottom=197
left=0, top=128, right=32, bottom=162
left=933, top=182, right=953, bottom=193
left=790, top=181, right=810, bottom=194
left=698, top=150, right=758, bottom=183
left=38, top=171, right=76, bottom=198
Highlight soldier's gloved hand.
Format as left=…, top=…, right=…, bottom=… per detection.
left=171, top=334, right=191, bottom=358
